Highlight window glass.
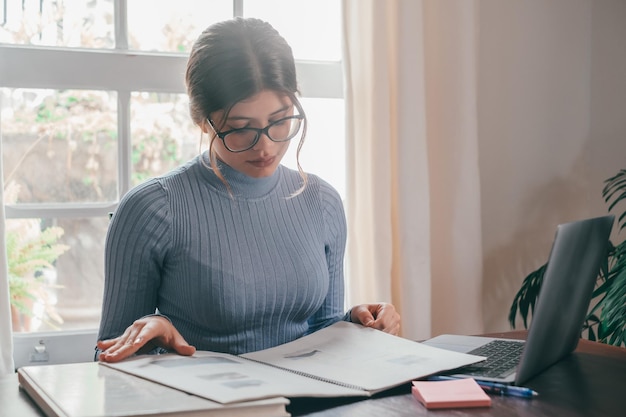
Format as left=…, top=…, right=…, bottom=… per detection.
left=130, top=92, right=200, bottom=184
left=127, top=0, right=232, bottom=53
left=283, top=97, right=346, bottom=199
left=1, top=88, right=118, bottom=204
left=244, top=0, right=342, bottom=61
left=8, top=216, right=108, bottom=332
left=0, top=0, right=114, bottom=48
left=129, top=95, right=346, bottom=196
left=3, top=0, right=344, bottom=334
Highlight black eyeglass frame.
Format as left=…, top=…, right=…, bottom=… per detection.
left=208, top=114, right=305, bottom=153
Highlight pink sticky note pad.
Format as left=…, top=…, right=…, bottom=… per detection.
left=412, top=378, right=492, bottom=409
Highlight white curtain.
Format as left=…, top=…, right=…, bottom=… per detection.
left=343, top=0, right=484, bottom=340
left=0, top=121, right=14, bottom=375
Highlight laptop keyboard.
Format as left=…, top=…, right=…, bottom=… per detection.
left=460, top=340, right=525, bottom=378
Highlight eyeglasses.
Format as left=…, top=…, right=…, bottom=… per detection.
left=208, top=115, right=305, bottom=153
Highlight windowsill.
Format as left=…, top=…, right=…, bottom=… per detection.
left=13, top=329, right=98, bottom=370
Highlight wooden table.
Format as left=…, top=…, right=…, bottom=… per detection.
left=287, top=331, right=626, bottom=417
left=2, top=331, right=625, bottom=417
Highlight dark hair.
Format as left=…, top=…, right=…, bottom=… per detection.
left=185, top=17, right=307, bottom=192
left=187, top=17, right=299, bottom=123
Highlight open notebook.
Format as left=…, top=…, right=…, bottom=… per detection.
left=100, top=321, right=483, bottom=404
left=18, top=361, right=290, bottom=417
left=424, top=215, right=614, bottom=385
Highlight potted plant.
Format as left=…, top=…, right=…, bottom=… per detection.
left=5, top=181, right=69, bottom=332
left=509, top=169, right=626, bottom=347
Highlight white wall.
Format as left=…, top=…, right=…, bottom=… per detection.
left=477, top=0, right=626, bottom=332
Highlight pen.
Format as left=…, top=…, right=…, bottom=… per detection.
left=426, top=375, right=539, bottom=399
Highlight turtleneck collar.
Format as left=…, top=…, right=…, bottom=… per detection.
left=197, top=152, right=281, bottom=199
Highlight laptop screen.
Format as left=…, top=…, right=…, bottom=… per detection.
left=514, top=215, right=614, bottom=384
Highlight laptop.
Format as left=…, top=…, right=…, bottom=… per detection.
left=423, top=215, right=614, bottom=386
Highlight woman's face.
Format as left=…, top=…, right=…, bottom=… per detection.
left=207, top=90, right=295, bottom=178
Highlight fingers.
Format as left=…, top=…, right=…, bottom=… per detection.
left=173, top=343, right=196, bottom=356
left=352, top=303, right=402, bottom=336
left=351, top=305, right=375, bottom=327
left=98, top=316, right=195, bottom=363
left=171, top=331, right=196, bottom=356
left=374, top=303, right=401, bottom=335
left=381, top=320, right=401, bottom=336
left=98, top=320, right=152, bottom=362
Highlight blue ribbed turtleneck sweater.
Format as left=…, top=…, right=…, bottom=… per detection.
left=97, top=153, right=349, bottom=354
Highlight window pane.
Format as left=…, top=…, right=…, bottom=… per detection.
left=8, top=216, right=108, bottom=332
left=0, top=0, right=114, bottom=48
left=244, top=0, right=342, bottom=61
left=127, top=0, right=233, bottom=53
left=1, top=88, right=118, bottom=204
left=283, top=98, right=345, bottom=199
left=130, top=92, right=200, bottom=184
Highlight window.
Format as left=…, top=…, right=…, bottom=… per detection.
left=1, top=0, right=344, bottom=336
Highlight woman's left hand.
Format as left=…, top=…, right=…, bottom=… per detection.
left=350, top=303, right=401, bottom=335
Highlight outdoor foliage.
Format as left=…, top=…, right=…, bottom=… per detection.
left=5, top=181, right=69, bottom=330
left=2, top=2, right=196, bottom=332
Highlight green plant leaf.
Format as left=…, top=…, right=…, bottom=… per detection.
left=588, top=326, right=596, bottom=341
left=607, top=191, right=626, bottom=213
left=509, top=265, right=546, bottom=329
left=6, top=220, right=69, bottom=327
left=511, top=168, right=626, bottom=346
left=594, top=237, right=626, bottom=345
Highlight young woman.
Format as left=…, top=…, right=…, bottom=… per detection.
left=97, top=17, right=400, bottom=363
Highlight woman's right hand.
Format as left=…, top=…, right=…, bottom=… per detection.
left=97, top=315, right=196, bottom=363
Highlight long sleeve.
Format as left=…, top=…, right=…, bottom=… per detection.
left=306, top=180, right=348, bottom=333
left=98, top=179, right=172, bottom=342
left=97, top=155, right=349, bottom=354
